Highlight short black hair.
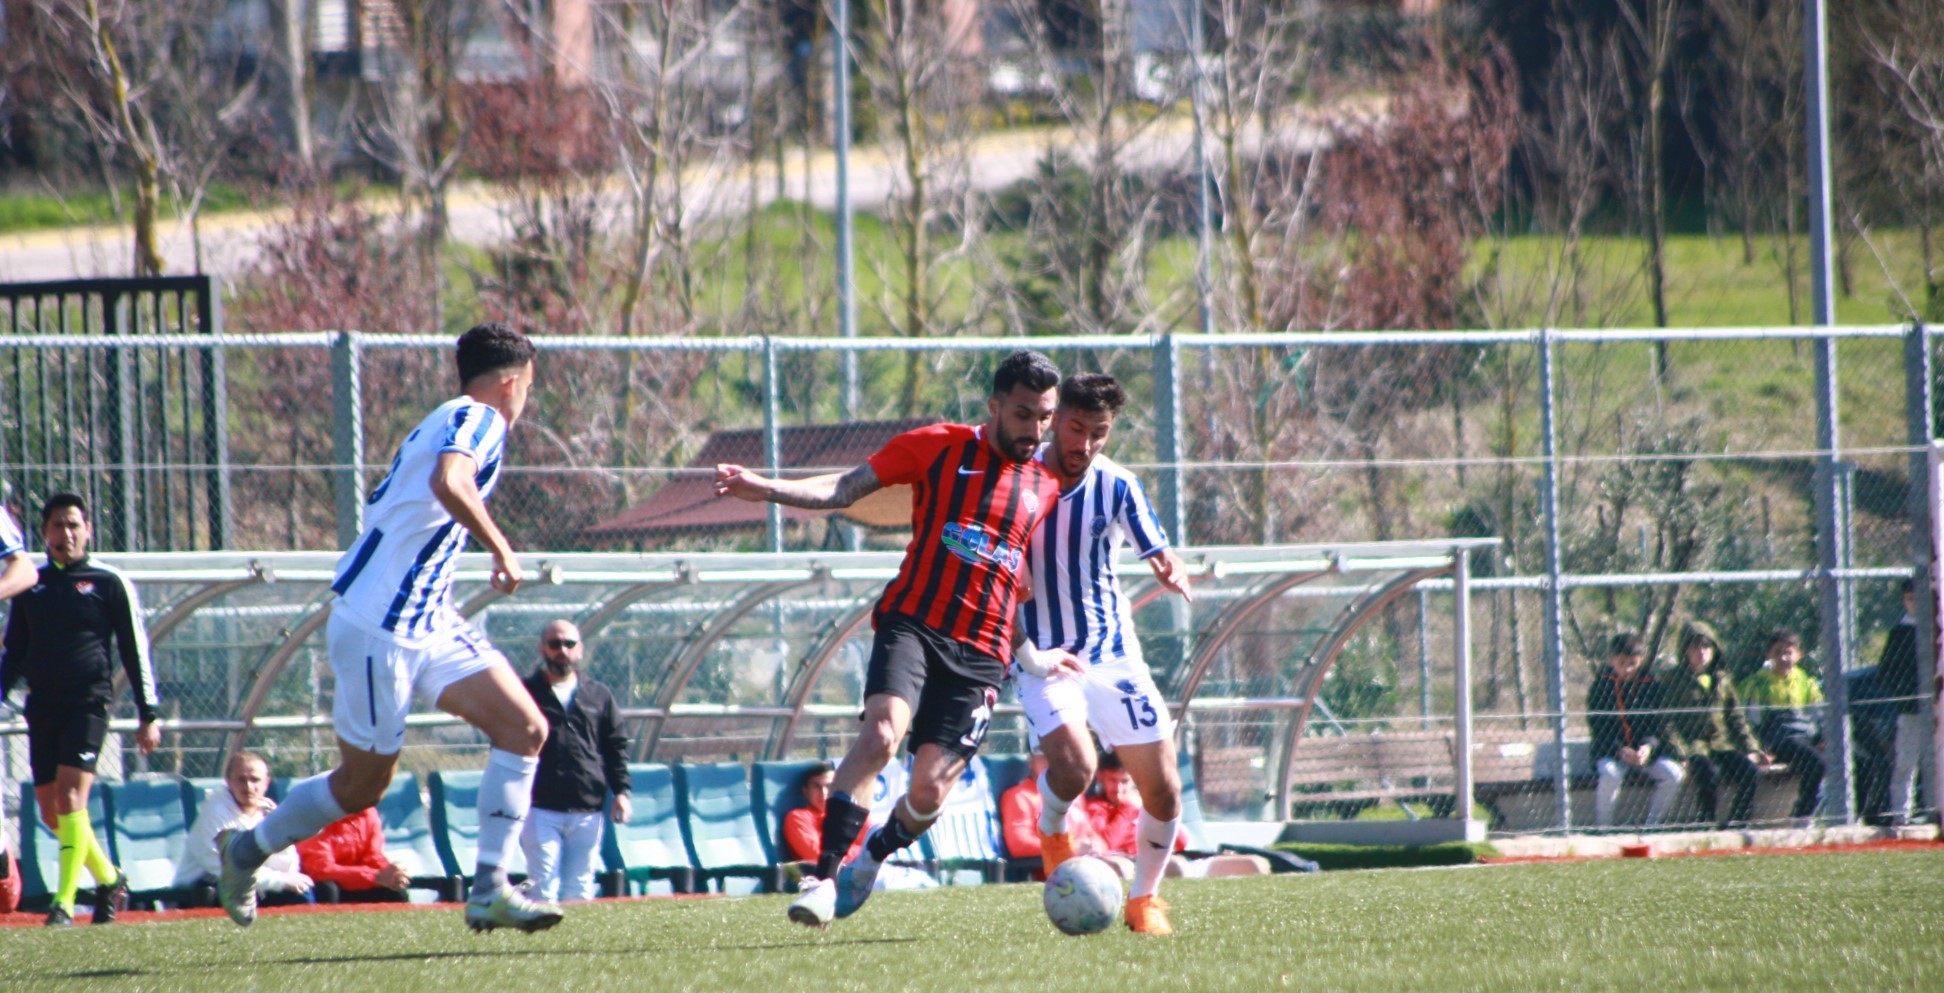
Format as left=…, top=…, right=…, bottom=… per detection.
left=1767, top=629, right=1800, bottom=651
left=40, top=492, right=86, bottom=525
left=992, top=350, right=1059, bottom=397
left=456, top=322, right=537, bottom=387
left=1901, top=577, right=1915, bottom=595
left=801, top=761, right=836, bottom=787
left=1058, top=373, right=1127, bottom=416
left=1608, top=632, right=1644, bottom=658
left=1096, top=749, right=1125, bottom=772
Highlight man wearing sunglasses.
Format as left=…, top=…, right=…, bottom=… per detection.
left=519, top=619, right=632, bottom=902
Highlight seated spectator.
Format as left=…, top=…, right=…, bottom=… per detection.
left=1739, top=629, right=1827, bottom=824
left=1659, top=622, right=1763, bottom=828
left=173, top=752, right=313, bottom=906
left=297, top=808, right=411, bottom=903
left=1080, top=752, right=1269, bottom=878
left=781, top=762, right=934, bottom=892
left=1589, top=632, right=1686, bottom=829
left=999, top=751, right=1103, bottom=880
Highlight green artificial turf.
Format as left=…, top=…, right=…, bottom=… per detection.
left=2, top=850, right=1938, bottom=993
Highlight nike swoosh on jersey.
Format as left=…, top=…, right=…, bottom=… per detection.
left=957, top=467, right=984, bottom=476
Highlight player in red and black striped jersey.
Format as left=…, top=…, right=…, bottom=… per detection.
left=716, top=350, right=1081, bottom=928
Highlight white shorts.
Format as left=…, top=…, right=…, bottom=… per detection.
left=1016, top=651, right=1174, bottom=749
left=328, top=611, right=507, bottom=754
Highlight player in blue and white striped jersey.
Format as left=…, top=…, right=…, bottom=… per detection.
left=1011, top=373, right=1195, bottom=935
left=218, top=323, right=563, bottom=936
left=0, top=503, right=35, bottom=599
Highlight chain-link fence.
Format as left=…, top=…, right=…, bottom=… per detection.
left=0, top=283, right=1937, bottom=835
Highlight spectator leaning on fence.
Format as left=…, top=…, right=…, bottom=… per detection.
left=1876, top=580, right=1926, bottom=827
left=1737, top=629, right=1826, bottom=824
left=1588, top=632, right=1685, bottom=829
left=1659, top=622, right=1763, bottom=829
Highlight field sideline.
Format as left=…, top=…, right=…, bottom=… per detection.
left=1, top=850, right=1938, bottom=993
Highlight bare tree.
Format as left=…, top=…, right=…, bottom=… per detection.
left=1613, top=0, right=1688, bottom=360
left=359, top=0, right=481, bottom=319
left=1854, top=0, right=1944, bottom=319
left=16, top=0, right=264, bottom=276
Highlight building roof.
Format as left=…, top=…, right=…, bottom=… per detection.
left=582, top=418, right=936, bottom=542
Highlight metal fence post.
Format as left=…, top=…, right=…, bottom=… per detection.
left=199, top=279, right=233, bottom=549
left=1906, top=321, right=1937, bottom=818
left=1538, top=328, right=1572, bottom=832
left=331, top=331, right=365, bottom=549
left=1807, top=0, right=1853, bottom=827
left=763, top=336, right=784, bottom=553
left=1154, top=333, right=1187, bottom=545
left=1453, top=549, right=1476, bottom=836
left=1814, top=337, right=1854, bottom=824
left=108, top=289, right=139, bottom=551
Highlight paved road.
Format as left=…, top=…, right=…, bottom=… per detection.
left=0, top=116, right=1276, bottom=284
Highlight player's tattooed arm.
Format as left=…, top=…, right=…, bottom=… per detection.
left=714, top=462, right=882, bottom=510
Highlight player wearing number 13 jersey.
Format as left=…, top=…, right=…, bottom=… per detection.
left=1014, top=373, right=1195, bottom=935
left=716, top=350, right=1070, bottom=929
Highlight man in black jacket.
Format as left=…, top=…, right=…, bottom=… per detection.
left=1588, top=632, right=1685, bottom=829
left=0, top=493, right=160, bottom=926
left=519, top=619, right=632, bottom=901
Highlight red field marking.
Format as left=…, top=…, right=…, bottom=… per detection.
left=1480, top=836, right=1944, bottom=866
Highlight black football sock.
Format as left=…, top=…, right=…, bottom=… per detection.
left=817, top=794, right=869, bottom=881
left=864, top=813, right=922, bottom=863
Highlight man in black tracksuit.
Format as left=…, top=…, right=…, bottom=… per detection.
left=519, top=619, right=631, bottom=902
left=0, top=493, right=160, bottom=925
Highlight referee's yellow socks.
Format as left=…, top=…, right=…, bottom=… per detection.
left=53, top=809, right=119, bottom=910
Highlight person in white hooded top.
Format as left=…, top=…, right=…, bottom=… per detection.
left=176, top=752, right=312, bottom=903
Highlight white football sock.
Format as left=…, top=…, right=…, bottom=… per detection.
left=1131, top=811, right=1179, bottom=899
left=1036, top=770, right=1076, bottom=836
left=249, top=773, right=349, bottom=863
left=473, top=748, right=538, bottom=891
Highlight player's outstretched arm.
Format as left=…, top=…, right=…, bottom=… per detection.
left=1147, top=548, right=1194, bottom=603
left=430, top=451, right=523, bottom=594
left=714, top=462, right=881, bottom=510
left=0, top=552, right=33, bottom=600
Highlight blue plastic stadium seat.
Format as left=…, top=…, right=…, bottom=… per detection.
left=599, top=763, right=695, bottom=895
left=181, top=777, right=224, bottom=826
left=983, top=754, right=1030, bottom=807
left=918, top=757, right=1003, bottom=885
left=101, top=775, right=195, bottom=905
left=673, top=762, right=785, bottom=894
left=427, top=769, right=528, bottom=885
left=751, top=759, right=823, bottom=867
left=375, top=773, right=462, bottom=901
left=17, top=784, right=108, bottom=911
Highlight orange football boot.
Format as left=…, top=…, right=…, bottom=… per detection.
left=1039, top=831, right=1076, bottom=876
left=1125, top=894, right=1174, bottom=935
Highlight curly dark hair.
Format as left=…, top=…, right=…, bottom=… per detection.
left=456, top=321, right=537, bottom=387
left=1058, top=373, right=1127, bottom=415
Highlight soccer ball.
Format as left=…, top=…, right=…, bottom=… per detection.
left=1042, top=857, right=1123, bottom=936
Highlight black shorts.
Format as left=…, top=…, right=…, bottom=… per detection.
left=864, top=612, right=1004, bottom=759
left=26, top=701, right=111, bottom=786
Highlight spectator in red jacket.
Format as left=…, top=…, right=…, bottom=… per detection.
left=999, top=752, right=1102, bottom=879
left=297, top=808, right=411, bottom=903
left=1081, top=751, right=1267, bottom=879
left=781, top=763, right=935, bottom=892
left=782, top=762, right=864, bottom=865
